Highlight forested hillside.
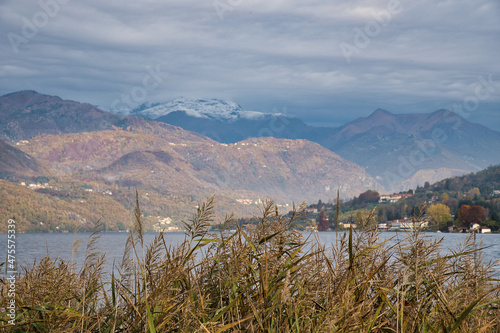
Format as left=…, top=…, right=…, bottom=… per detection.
left=309, top=165, right=500, bottom=231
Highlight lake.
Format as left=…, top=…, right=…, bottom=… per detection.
left=1, top=231, right=499, bottom=276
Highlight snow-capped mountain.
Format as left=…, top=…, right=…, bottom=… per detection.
left=108, top=97, right=279, bottom=122
left=107, top=96, right=321, bottom=149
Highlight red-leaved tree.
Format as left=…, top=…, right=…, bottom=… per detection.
left=457, top=205, right=487, bottom=227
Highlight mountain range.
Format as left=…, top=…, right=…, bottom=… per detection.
left=0, top=91, right=382, bottom=232
left=107, top=98, right=500, bottom=192
left=0, top=90, right=210, bottom=143
left=109, top=97, right=320, bottom=144
left=1, top=90, right=499, bottom=232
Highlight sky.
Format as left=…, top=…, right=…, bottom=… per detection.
left=1, top=0, right=499, bottom=129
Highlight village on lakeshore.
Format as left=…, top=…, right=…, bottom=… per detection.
left=301, top=176, right=500, bottom=234
left=12, top=170, right=500, bottom=235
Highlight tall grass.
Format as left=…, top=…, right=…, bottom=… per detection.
left=1, top=197, right=499, bottom=332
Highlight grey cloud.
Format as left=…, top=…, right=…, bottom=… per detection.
left=0, top=0, right=499, bottom=130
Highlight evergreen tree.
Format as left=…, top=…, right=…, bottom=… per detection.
left=318, top=208, right=329, bottom=231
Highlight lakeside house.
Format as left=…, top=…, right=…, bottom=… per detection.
left=470, top=223, right=492, bottom=234
left=448, top=226, right=469, bottom=233
left=388, top=218, right=428, bottom=231
left=480, top=226, right=492, bottom=233
left=377, top=223, right=389, bottom=231
left=448, top=225, right=492, bottom=233
left=379, top=193, right=413, bottom=203
left=340, top=222, right=357, bottom=229
left=428, top=196, right=439, bottom=204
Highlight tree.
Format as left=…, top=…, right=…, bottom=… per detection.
left=427, top=203, right=451, bottom=230
left=491, top=211, right=500, bottom=222
left=357, top=190, right=380, bottom=204
left=318, top=208, right=329, bottom=231
left=354, top=210, right=376, bottom=230
left=467, top=187, right=481, bottom=198
left=386, top=206, right=396, bottom=221
left=377, top=208, right=386, bottom=223
left=440, top=193, right=449, bottom=203
left=355, top=210, right=365, bottom=230
left=35, top=176, right=50, bottom=184
left=457, top=205, right=488, bottom=227
left=447, top=198, right=459, bottom=213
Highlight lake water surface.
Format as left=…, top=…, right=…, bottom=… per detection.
left=1, top=231, right=499, bottom=276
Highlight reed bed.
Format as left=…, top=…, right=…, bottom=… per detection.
left=1, top=196, right=499, bottom=332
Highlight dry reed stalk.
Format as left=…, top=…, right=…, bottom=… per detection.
left=1, top=196, right=498, bottom=332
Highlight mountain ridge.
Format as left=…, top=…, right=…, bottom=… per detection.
left=4, top=129, right=383, bottom=231
left=0, top=139, right=49, bottom=180
left=19, top=130, right=382, bottom=202
left=103, top=95, right=500, bottom=191
left=3, top=90, right=500, bottom=194
left=0, top=90, right=212, bottom=144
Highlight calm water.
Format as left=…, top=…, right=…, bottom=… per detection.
left=1, top=231, right=499, bottom=276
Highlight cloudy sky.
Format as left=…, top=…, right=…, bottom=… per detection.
left=1, top=0, right=499, bottom=129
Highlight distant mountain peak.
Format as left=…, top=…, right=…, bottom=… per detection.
left=1, top=90, right=39, bottom=98
left=0, top=90, right=211, bottom=143
left=338, top=108, right=398, bottom=137
left=369, top=109, right=393, bottom=117
left=107, top=97, right=279, bottom=122
left=427, top=108, right=462, bottom=120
